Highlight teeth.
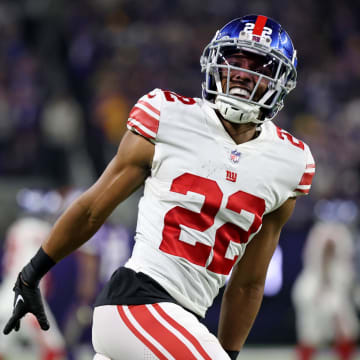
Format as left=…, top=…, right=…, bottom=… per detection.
left=229, top=88, right=250, bottom=98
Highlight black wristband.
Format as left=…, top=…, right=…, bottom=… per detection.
left=21, top=247, right=56, bottom=287
left=225, top=350, right=239, bottom=360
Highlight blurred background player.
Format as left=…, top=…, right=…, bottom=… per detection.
left=0, top=216, right=66, bottom=360
left=0, top=187, right=133, bottom=360
left=35, top=187, right=133, bottom=360
left=292, top=219, right=359, bottom=360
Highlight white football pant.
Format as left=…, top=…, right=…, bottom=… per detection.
left=92, top=302, right=231, bottom=360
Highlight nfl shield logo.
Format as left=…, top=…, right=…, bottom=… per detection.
left=230, top=150, right=241, bottom=164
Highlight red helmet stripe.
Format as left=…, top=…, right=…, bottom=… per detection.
left=253, top=15, right=268, bottom=36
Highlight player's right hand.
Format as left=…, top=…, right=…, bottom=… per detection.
left=3, top=273, right=50, bottom=335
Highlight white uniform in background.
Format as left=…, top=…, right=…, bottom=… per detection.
left=92, top=89, right=315, bottom=359
left=0, top=217, right=66, bottom=360
left=292, top=220, right=359, bottom=346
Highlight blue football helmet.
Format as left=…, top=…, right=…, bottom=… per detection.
left=201, top=15, right=297, bottom=124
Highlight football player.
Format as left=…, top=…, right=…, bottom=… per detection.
left=0, top=217, right=66, bottom=360
left=3, top=15, right=315, bottom=360
left=292, top=220, right=358, bottom=360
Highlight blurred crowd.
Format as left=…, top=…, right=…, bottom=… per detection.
left=0, top=0, right=359, bottom=205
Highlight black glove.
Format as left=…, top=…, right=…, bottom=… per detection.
left=3, top=247, right=55, bottom=335
left=3, top=273, right=50, bottom=334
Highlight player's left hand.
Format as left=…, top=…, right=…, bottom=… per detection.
left=3, top=273, right=50, bottom=334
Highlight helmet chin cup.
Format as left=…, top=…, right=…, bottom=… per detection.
left=215, top=95, right=261, bottom=124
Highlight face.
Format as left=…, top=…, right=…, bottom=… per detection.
left=219, top=51, right=274, bottom=101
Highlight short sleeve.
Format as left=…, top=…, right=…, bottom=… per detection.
left=292, top=144, right=316, bottom=197
left=127, top=88, right=163, bottom=143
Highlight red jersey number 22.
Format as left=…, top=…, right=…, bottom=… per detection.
left=160, top=173, right=266, bottom=275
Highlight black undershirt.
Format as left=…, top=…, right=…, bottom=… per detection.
left=95, top=267, right=179, bottom=308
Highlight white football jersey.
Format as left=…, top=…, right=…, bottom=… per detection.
left=301, top=221, right=355, bottom=287
left=125, top=88, right=315, bottom=317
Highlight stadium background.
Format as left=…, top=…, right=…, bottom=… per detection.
left=0, top=0, right=360, bottom=358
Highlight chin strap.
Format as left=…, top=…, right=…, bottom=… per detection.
left=215, top=95, right=262, bottom=124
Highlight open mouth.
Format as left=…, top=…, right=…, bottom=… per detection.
left=229, top=87, right=251, bottom=99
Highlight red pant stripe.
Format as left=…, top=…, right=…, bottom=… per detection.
left=117, top=305, right=168, bottom=360
left=129, top=305, right=198, bottom=360
left=152, top=304, right=212, bottom=360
